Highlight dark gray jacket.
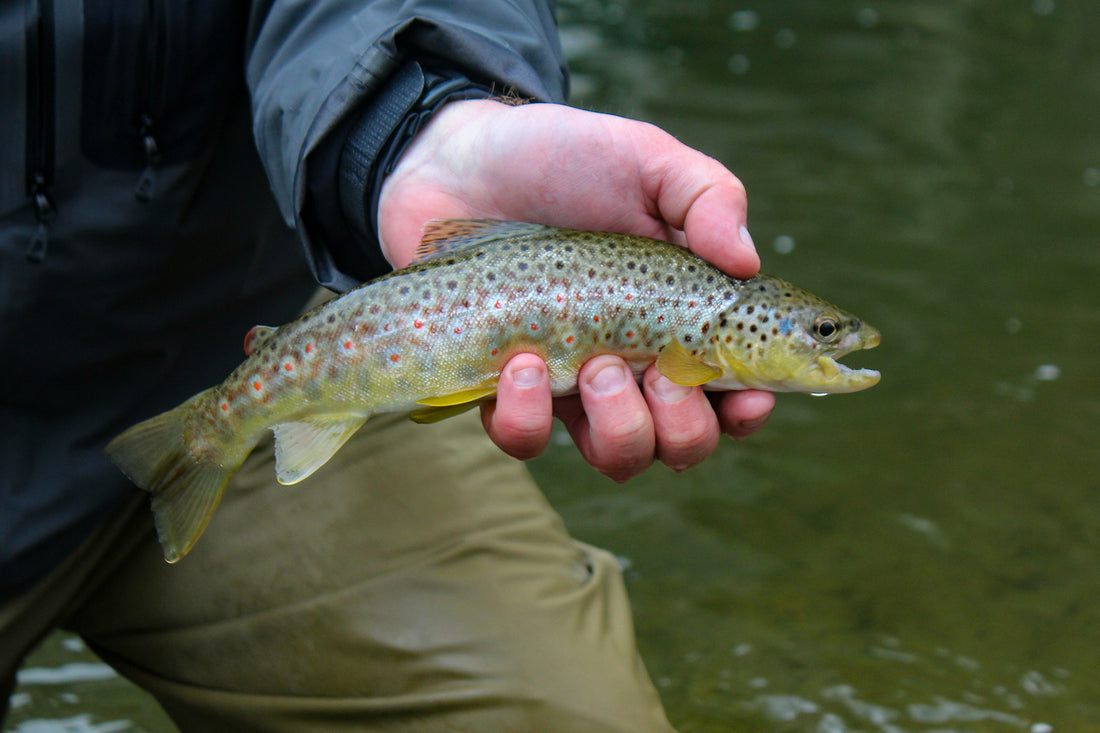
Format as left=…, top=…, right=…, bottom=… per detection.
left=0, top=0, right=567, bottom=600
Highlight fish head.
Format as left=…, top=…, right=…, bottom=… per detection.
left=710, top=275, right=881, bottom=394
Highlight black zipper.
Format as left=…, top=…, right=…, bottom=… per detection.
left=134, top=0, right=163, bottom=203
left=24, top=0, right=56, bottom=263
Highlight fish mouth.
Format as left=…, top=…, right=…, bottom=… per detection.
left=813, top=327, right=881, bottom=393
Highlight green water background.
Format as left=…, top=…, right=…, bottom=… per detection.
left=8, top=1, right=1100, bottom=730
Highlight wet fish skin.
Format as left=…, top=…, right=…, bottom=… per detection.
left=106, top=219, right=880, bottom=562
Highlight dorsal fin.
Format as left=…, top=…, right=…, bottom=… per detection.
left=243, top=325, right=276, bottom=356
left=412, top=219, right=550, bottom=264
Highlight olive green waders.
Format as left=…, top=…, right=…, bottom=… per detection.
left=1, top=411, right=676, bottom=732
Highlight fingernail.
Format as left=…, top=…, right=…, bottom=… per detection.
left=589, top=363, right=628, bottom=395
left=738, top=415, right=768, bottom=432
left=738, top=224, right=754, bottom=249
left=650, top=375, right=692, bottom=404
left=511, top=366, right=543, bottom=388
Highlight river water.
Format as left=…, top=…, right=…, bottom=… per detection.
left=7, top=1, right=1100, bottom=731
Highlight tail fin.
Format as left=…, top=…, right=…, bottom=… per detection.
left=105, top=390, right=240, bottom=563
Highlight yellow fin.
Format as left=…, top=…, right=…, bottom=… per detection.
left=413, top=219, right=549, bottom=263
left=410, top=386, right=497, bottom=424
left=655, top=340, right=723, bottom=386
left=105, top=388, right=237, bottom=563
left=271, top=414, right=369, bottom=485
left=410, top=402, right=483, bottom=424
left=416, top=386, right=498, bottom=408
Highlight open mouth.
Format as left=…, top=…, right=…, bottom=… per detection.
left=815, top=327, right=881, bottom=391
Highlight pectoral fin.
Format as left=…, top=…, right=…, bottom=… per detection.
left=271, top=414, right=369, bottom=485
left=656, top=340, right=723, bottom=386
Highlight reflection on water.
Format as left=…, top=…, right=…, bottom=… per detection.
left=8, top=1, right=1100, bottom=731
left=548, top=0, right=1100, bottom=730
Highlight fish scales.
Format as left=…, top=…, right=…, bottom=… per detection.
left=106, top=219, right=881, bottom=562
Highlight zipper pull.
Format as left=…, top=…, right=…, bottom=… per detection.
left=26, top=173, right=56, bottom=263
left=135, top=114, right=160, bottom=202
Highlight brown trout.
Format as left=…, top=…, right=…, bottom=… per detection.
left=107, top=219, right=880, bottom=562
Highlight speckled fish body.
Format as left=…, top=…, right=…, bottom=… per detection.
left=106, top=219, right=880, bottom=562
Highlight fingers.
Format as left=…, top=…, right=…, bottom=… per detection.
left=481, top=353, right=553, bottom=460
left=486, top=354, right=774, bottom=479
left=554, top=355, right=654, bottom=482
left=712, top=389, right=776, bottom=440
left=642, top=367, right=721, bottom=472
left=631, top=123, right=759, bottom=279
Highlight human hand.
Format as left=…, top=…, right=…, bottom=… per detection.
left=377, top=100, right=775, bottom=481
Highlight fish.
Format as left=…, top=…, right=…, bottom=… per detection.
left=106, top=219, right=881, bottom=562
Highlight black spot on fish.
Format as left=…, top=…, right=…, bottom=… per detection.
left=399, top=286, right=410, bottom=295
left=447, top=281, right=457, bottom=291
left=627, top=261, right=636, bottom=269
left=521, top=244, right=530, bottom=251
left=544, top=244, right=553, bottom=251
left=701, top=322, right=710, bottom=334
left=327, top=314, right=336, bottom=324
left=556, top=261, right=564, bottom=270
left=588, top=268, right=596, bottom=278
left=639, top=264, right=648, bottom=274
left=761, top=334, right=768, bottom=342
left=684, top=334, right=693, bottom=343
left=750, top=324, right=757, bottom=333
left=565, top=245, right=574, bottom=253
left=487, top=273, right=497, bottom=281
left=706, top=275, right=715, bottom=284
left=736, top=322, right=744, bottom=330
left=746, top=306, right=755, bottom=314
left=422, top=290, right=431, bottom=299
left=688, top=265, right=696, bottom=273
left=518, top=262, right=528, bottom=271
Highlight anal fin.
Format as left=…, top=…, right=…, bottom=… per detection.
left=271, top=414, right=369, bottom=485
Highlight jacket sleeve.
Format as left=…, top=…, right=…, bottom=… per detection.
left=245, top=0, right=569, bottom=290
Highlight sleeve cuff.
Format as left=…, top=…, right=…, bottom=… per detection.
left=336, top=61, right=495, bottom=273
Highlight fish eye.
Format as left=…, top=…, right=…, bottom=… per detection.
left=812, top=315, right=840, bottom=342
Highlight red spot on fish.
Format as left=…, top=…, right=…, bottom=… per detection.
left=284, top=363, right=293, bottom=371
left=530, top=323, right=538, bottom=331
left=626, top=331, right=635, bottom=339
left=253, top=381, right=262, bottom=391
left=495, top=301, right=502, bottom=309
left=566, top=335, right=575, bottom=344
left=305, top=343, right=314, bottom=354
left=221, top=403, right=229, bottom=412
left=491, top=348, right=500, bottom=356
left=593, top=315, right=600, bottom=322
left=454, top=327, right=463, bottom=334
left=390, top=354, right=400, bottom=362
left=625, top=294, right=633, bottom=300
left=414, top=320, right=424, bottom=329
left=557, top=294, right=564, bottom=302
left=344, top=340, right=353, bottom=349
